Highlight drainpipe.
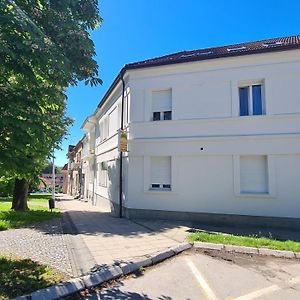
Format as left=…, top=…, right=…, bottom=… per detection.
left=91, top=126, right=96, bottom=206
left=119, top=75, right=125, bottom=218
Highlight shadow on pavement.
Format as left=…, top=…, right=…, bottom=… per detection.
left=83, top=287, right=172, bottom=300
left=33, top=197, right=300, bottom=242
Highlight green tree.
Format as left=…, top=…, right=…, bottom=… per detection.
left=0, top=0, right=102, bottom=210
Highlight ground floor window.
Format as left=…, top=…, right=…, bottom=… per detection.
left=150, top=156, right=171, bottom=190
left=98, top=162, right=108, bottom=187
left=240, top=155, right=268, bottom=194
left=233, top=154, right=275, bottom=197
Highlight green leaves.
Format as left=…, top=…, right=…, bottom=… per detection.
left=0, top=0, right=101, bottom=182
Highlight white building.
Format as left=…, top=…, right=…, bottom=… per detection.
left=81, top=35, right=300, bottom=228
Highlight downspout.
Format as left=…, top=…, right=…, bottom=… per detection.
left=92, top=125, right=96, bottom=206
left=119, top=75, right=125, bottom=218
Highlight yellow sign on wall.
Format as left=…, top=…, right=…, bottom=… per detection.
left=119, top=130, right=128, bottom=152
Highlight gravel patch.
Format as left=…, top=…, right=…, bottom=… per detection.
left=0, top=217, right=72, bottom=275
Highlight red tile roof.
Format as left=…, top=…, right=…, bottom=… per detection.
left=97, top=35, right=300, bottom=110
left=125, top=35, right=300, bottom=70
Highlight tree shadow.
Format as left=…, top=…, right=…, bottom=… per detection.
left=0, top=256, right=67, bottom=299
left=24, top=193, right=300, bottom=244
left=81, top=286, right=173, bottom=299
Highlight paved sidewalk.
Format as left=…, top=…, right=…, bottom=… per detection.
left=56, top=196, right=190, bottom=275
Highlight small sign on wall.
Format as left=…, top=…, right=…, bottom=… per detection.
left=119, top=130, right=128, bottom=152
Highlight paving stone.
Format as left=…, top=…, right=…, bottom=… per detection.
left=58, top=197, right=191, bottom=277
left=224, top=245, right=259, bottom=255
left=171, top=243, right=192, bottom=254
left=0, top=218, right=72, bottom=275
left=193, top=242, right=224, bottom=251
left=258, top=248, right=295, bottom=258
left=151, top=249, right=175, bottom=264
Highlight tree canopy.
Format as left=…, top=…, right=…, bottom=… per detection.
left=0, top=0, right=102, bottom=209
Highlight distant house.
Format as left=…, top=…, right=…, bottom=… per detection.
left=39, top=173, right=64, bottom=191
left=61, top=163, right=68, bottom=194
left=77, top=35, right=300, bottom=228
left=66, top=141, right=83, bottom=198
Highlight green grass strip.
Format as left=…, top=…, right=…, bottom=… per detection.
left=0, top=194, right=51, bottom=203
left=0, top=202, right=60, bottom=231
left=188, top=231, right=300, bottom=252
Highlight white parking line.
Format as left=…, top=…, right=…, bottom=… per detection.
left=185, top=257, right=218, bottom=300
left=233, top=284, right=281, bottom=300
left=233, top=275, right=300, bottom=300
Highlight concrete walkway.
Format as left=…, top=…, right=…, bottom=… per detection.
left=56, top=196, right=190, bottom=276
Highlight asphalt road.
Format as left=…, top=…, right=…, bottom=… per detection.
left=83, top=250, right=300, bottom=300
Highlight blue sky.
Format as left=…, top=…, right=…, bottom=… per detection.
left=55, top=0, right=300, bottom=166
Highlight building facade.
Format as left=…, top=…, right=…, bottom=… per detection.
left=67, top=141, right=83, bottom=198
left=80, top=36, right=300, bottom=227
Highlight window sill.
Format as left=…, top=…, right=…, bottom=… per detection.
left=151, top=120, right=172, bottom=122
left=145, top=189, right=176, bottom=195
left=235, top=192, right=274, bottom=199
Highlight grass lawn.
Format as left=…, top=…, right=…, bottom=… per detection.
left=0, top=194, right=51, bottom=203
left=188, top=231, right=300, bottom=252
left=0, top=256, right=69, bottom=299
left=0, top=202, right=60, bottom=231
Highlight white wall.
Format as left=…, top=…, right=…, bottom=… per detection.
left=83, top=78, right=130, bottom=209
left=126, top=49, right=300, bottom=219
left=129, top=49, right=300, bottom=122
left=128, top=154, right=300, bottom=218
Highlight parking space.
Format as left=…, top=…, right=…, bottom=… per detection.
left=84, top=250, right=300, bottom=300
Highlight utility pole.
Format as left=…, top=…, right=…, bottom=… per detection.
left=52, top=152, right=55, bottom=210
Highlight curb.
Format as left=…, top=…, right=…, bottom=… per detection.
left=193, top=241, right=299, bottom=259
left=60, top=210, right=97, bottom=276
left=14, top=242, right=192, bottom=300
left=14, top=241, right=300, bottom=300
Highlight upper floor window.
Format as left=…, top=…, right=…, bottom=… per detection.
left=99, top=117, right=108, bottom=141
left=239, top=82, right=264, bottom=116
left=152, top=89, right=172, bottom=121
left=108, top=107, right=118, bottom=136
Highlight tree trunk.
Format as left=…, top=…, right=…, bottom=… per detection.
left=12, top=178, right=29, bottom=211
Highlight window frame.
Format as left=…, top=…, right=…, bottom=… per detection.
left=149, top=156, right=172, bottom=191
left=238, top=80, right=265, bottom=117
left=233, top=155, right=276, bottom=198
left=143, top=156, right=178, bottom=194
left=151, top=89, right=172, bottom=122
left=97, top=162, right=108, bottom=187
left=152, top=111, right=172, bottom=121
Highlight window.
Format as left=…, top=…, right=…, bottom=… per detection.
left=150, top=156, right=171, bottom=190
left=152, top=89, right=172, bottom=121
left=108, top=107, right=118, bottom=136
left=98, top=162, right=107, bottom=187
left=89, top=163, right=94, bottom=184
left=100, top=118, right=108, bottom=141
left=240, top=155, right=268, bottom=194
left=239, top=83, right=264, bottom=116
